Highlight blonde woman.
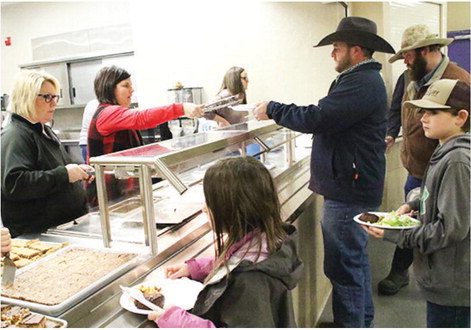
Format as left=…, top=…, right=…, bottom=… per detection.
left=1, top=70, right=94, bottom=237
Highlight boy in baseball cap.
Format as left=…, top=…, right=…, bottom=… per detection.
left=406, top=79, right=469, bottom=142
left=363, top=78, right=470, bottom=328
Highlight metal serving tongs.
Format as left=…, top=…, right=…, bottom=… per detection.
left=202, top=95, right=243, bottom=113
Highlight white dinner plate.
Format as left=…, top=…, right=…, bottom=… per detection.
left=353, top=212, right=421, bottom=229
left=120, top=277, right=204, bottom=315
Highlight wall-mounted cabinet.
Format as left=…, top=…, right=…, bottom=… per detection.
left=68, top=60, right=102, bottom=105
left=20, top=52, right=135, bottom=109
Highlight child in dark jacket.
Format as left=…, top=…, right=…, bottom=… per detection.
left=363, top=79, right=470, bottom=328
left=148, top=156, right=303, bottom=328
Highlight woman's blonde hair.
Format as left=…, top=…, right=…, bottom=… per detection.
left=8, top=69, right=60, bottom=121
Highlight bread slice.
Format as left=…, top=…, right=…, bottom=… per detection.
left=13, top=248, right=40, bottom=259
left=14, top=258, right=33, bottom=268
left=11, top=240, right=29, bottom=248
left=8, top=253, right=20, bottom=261
left=28, top=242, right=54, bottom=254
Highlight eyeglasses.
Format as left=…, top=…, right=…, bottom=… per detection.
left=37, top=94, right=60, bottom=103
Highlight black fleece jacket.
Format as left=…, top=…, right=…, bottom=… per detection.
left=1, top=114, right=88, bottom=237
left=192, top=224, right=303, bottom=328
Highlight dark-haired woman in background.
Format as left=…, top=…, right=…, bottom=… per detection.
left=88, top=65, right=203, bottom=160
left=204, top=66, right=249, bottom=127
left=87, top=65, right=203, bottom=203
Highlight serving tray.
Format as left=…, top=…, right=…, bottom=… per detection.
left=1, top=239, right=67, bottom=271
left=1, top=245, right=146, bottom=316
left=1, top=304, right=68, bottom=328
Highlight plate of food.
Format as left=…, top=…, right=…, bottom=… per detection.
left=354, top=211, right=421, bottom=229
left=120, top=277, right=204, bottom=315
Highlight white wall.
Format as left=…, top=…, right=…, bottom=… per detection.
left=1, top=1, right=132, bottom=94
left=131, top=1, right=344, bottom=108
left=387, top=1, right=443, bottom=86
left=2, top=1, right=345, bottom=109
left=447, top=2, right=470, bottom=31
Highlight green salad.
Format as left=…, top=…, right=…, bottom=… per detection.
left=377, top=211, right=418, bottom=227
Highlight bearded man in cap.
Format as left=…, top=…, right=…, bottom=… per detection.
left=253, top=16, right=395, bottom=327
left=380, top=24, right=470, bottom=296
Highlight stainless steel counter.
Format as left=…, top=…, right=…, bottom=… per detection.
left=65, top=159, right=310, bottom=327
left=9, top=121, right=317, bottom=327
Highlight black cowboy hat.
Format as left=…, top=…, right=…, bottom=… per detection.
left=314, top=16, right=395, bottom=54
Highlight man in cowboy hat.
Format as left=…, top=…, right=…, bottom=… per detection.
left=380, top=24, right=470, bottom=297
left=253, top=16, right=395, bottom=327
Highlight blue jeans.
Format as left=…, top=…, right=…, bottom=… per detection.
left=321, top=198, right=378, bottom=327
left=404, top=174, right=422, bottom=198
left=427, top=301, right=470, bottom=328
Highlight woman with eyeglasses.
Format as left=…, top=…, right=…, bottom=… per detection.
left=203, top=66, right=249, bottom=127
left=1, top=69, right=94, bottom=237
left=86, top=65, right=203, bottom=204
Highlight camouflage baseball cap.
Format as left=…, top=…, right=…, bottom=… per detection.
left=389, top=24, right=453, bottom=63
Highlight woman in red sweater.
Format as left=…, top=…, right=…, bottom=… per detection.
left=88, top=65, right=202, bottom=160
left=87, top=65, right=203, bottom=203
